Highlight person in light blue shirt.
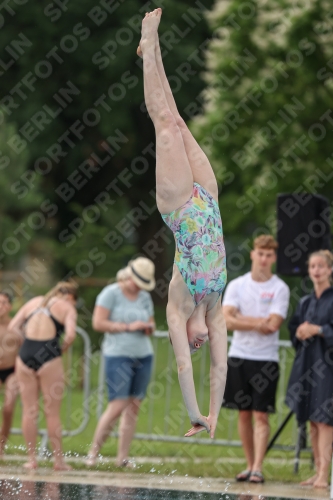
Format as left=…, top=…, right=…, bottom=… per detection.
left=86, top=257, right=155, bottom=467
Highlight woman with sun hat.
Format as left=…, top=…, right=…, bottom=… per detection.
left=86, top=257, right=155, bottom=467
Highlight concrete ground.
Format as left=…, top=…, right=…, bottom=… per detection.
left=0, top=461, right=329, bottom=500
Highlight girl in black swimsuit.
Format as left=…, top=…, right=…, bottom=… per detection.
left=19, top=306, right=64, bottom=371
left=9, top=282, right=78, bottom=471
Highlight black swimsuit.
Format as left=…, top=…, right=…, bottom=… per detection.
left=19, top=307, right=64, bottom=371
left=0, top=366, right=15, bottom=383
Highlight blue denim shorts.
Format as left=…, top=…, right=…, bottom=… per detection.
left=104, top=355, right=153, bottom=402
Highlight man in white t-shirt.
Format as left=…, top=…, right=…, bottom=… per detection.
left=222, top=235, right=290, bottom=484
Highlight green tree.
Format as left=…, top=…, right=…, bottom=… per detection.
left=0, top=0, right=215, bottom=299
left=192, top=0, right=333, bottom=241
left=0, top=117, right=42, bottom=270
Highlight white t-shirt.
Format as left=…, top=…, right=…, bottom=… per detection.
left=222, top=272, right=290, bottom=362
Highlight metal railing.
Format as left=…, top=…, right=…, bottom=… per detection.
left=11, top=326, right=91, bottom=456
left=97, top=333, right=299, bottom=449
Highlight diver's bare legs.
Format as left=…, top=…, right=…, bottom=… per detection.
left=140, top=9, right=193, bottom=215
left=138, top=9, right=218, bottom=200
left=154, top=33, right=218, bottom=200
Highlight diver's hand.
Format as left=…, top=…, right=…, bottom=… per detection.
left=185, top=415, right=219, bottom=438
left=184, top=416, right=210, bottom=437
left=206, top=414, right=218, bottom=439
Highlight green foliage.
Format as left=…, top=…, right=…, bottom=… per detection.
left=0, top=0, right=215, bottom=287
left=192, top=0, right=333, bottom=238
left=0, top=117, right=42, bottom=267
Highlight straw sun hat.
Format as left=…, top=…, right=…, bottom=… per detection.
left=128, top=257, right=155, bottom=291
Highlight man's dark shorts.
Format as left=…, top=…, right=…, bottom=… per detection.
left=222, top=357, right=280, bottom=413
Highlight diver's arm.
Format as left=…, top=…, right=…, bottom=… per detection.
left=206, top=304, right=228, bottom=438
left=167, top=303, right=209, bottom=431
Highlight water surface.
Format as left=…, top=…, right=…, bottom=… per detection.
left=0, top=480, right=302, bottom=500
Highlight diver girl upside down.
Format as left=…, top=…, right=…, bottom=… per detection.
left=138, top=8, right=227, bottom=438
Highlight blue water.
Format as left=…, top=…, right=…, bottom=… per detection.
left=0, top=480, right=231, bottom=499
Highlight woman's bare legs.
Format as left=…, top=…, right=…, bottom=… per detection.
left=16, top=357, right=39, bottom=469
left=86, top=399, right=129, bottom=465
left=300, top=421, right=319, bottom=485
left=301, top=421, right=333, bottom=488
left=39, top=358, right=70, bottom=471
left=141, top=10, right=193, bottom=215
left=87, top=398, right=142, bottom=467
left=116, top=398, right=141, bottom=466
left=313, top=422, right=333, bottom=488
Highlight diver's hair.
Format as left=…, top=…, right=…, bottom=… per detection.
left=0, top=291, right=13, bottom=304
left=116, top=267, right=131, bottom=282
left=308, top=250, right=333, bottom=284
left=41, top=281, right=78, bottom=307
left=253, top=235, right=278, bottom=251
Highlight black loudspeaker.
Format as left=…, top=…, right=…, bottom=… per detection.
left=277, top=193, right=332, bottom=276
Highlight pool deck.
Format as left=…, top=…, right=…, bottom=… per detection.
left=0, top=464, right=329, bottom=500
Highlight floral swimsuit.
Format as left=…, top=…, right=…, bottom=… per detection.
left=162, top=183, right=227, bottom=306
